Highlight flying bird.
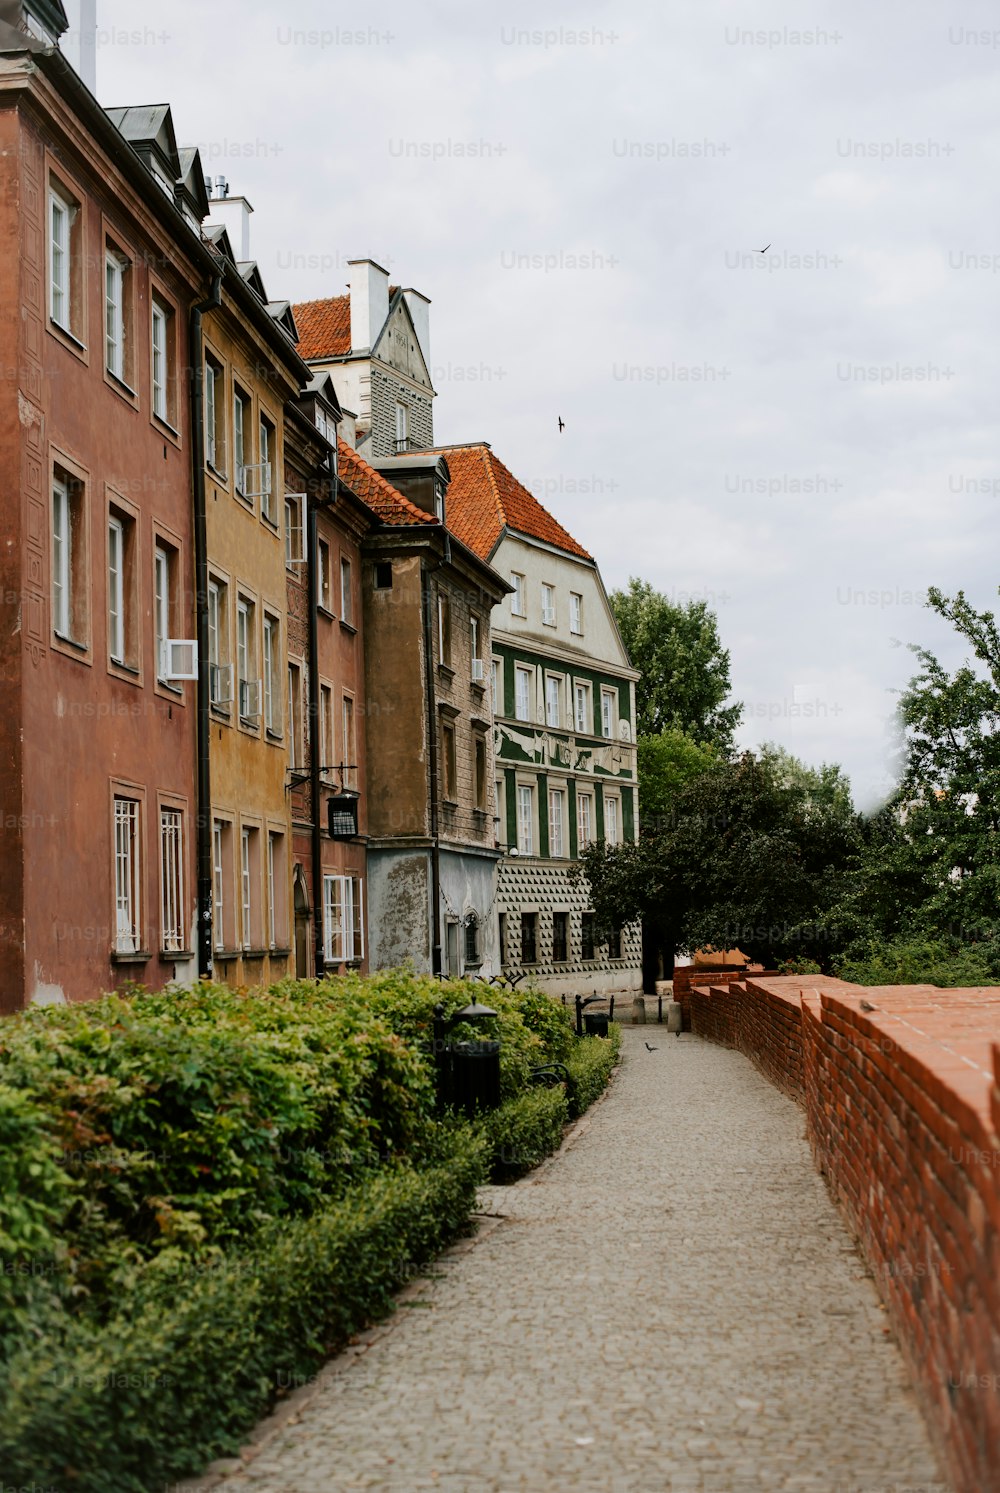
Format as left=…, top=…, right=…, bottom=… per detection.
left=644, top=1041, right=658, bottom=1051
left=558, top=416, right=565, bottom=432
left=757, top=243, right=771, bottom=253
left=860, top=1000, right=876, bottom=1012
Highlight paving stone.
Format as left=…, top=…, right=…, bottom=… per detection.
left=216, top=1028, right=948, bottom=1493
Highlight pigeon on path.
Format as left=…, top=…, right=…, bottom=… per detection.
left=644, top=1041, right=658, bottom=1051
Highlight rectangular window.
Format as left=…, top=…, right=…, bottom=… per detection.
left=548, top=788, right=565, bottom=857
left=323, top=875, right=365, bottom=962
left=107, top=515, right=125, bottom=664
left=515, top=666, right=532, bottom=723
left=285, top=495, right=303, bottom=566
left=240, top=825, right=260, bottom=951
left=601, top=688, right=617, bottom=740
left=541, top=583, right=556, bottom=626
left=475, top=736, right=487, bottom=811
left=53, top=470, right=87, bottom=648
left=342, top=695, right=356, bottom=787
left=605, top=796, right=620, bottom=846
left=520, top=912, right=538, bottom=965
left=288, top=662, right=303, bottom=769
left=212, top=820, right=226, bottom=951
left=49, top=186, right=72, bottom=331
left=395, top=401, right=409, bottom=453
left=577, top=792, right=594, bottom=850
left=498, top=911, right=507, bottom=962
left=470, top=615, right=480, bottom=665
left=105, top=248, right=130, bottom=384
left=552, top=911, right=568, bottom=963
left=574, top=681, right=591, bottom=735
left=263, top=614, right=281, bottom=734
left=320, top=684, right=334, bottom=777
left=267, top=832, right=286, bottom=950
left=437, top=594, right=451, bottom=666
left=465, top=917, right=480, bottom=966
left=160, top=807, right=184, bottom=953
left=491, top=658, right=500, bottom=709
left=259, top=414, right=276, bottom=521
left=442, top=720, right=457, bottom=800
left=608, top=926, right=622, bottom=960
left=208, top=577, right=231, bottom=708
left=154, top=543, right=173, bottom=681
left=233, top=386, right=250, bottom=496
left=570, top=593, right=583, bottom=634
left=151, top=295, right=175, bottom=425
left=511, top=572, right=525, bottom=616
left=113, top=796, right=141, bottom=954
left=517, top=784, right=534, bottom=855
left=581, top=912, right=596, bottom=961
left=545, top=675, right=561, bottom=729
left=340, top=556, right=353, bottom=624
left=205, top=354, right=225, bottom=473
left=318, top=538, right=333, bottom=612
left=237, top=598, right=258, bottom=723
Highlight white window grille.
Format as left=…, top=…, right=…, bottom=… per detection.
left=542, top=584, right=556, bottom=626
left=517, top=785, right=533, bottom=855
left=160, top=808, right=184, bottom=953
left=602, top=688, right=616, bottom=740
left=151, top=301, right=168, bottom=420
left=154, top=545, right=170, bottom=678
left=213, top=821, right=225, bottom=951
left=263, top=616, right=279, bottom=733
left=323, top=875, right=364, bottom=962
left=205, top=360, right=220, bottom=470
left=105, top=252, right=125, bottom=381
left=52, top=476, right=71, bottom=639
left=259, top=417, right=275, bottom=519
left=549, top=789, right=565, bottom=857
left=605, top=797, right=620, bottom=846
left=515, top=666, right=532, bottom=723
left=472, top=658, right=485, bottom=683
left=395, top=401, right=409, bottom=453
left=285, top=496, right=305, bottom=565
left=546, top=676, right=561, bottom=729
left=511, top=573, right=525, bottom=616
left=577, top=793, right=593, bottom=850
left=233, top=391, right=247, bottom=492
left=49, top=189, right=70, bottom=329
left=241, top=828, right=252, bottom=950
left=575, top=682, right=590, bottom=735
left=114, top=797, right=141, bottom=954
left=108, top=516, right=125, bottom=664
left=570, top=593, right=583, bottom=634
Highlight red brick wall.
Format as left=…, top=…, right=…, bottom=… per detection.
left=672, top=965, right=751, bottom=1031
left=691, top=974, right=1000, bottom=1493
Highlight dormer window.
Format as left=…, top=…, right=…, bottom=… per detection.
left=434, top=481, right=445, bottom=520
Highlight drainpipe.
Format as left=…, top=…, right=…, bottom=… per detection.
left=308, top=483, right=324, bottom=977
left=421, top=530, right=451, bottom=976
left=190, top=273, right=223, bottom=979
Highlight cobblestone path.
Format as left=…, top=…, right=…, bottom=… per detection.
left=215, top=1027, right=946, bottom=1492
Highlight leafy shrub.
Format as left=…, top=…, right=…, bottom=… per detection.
left=833, top=938, right=1000, bottom=989
left=0, top=1133, right=483, bottom=1493
left=477, top=1085, right=569, bottom=1182
left=564, top=1027, right=622, bottom=1118
left=777, top=957, right=823, bottom=976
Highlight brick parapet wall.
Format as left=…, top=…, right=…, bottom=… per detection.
left=691, top=973, right=1000, bottom=1493
left=672, top=965, right=753, bottom=1031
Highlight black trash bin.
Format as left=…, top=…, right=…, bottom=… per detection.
left=449, top=1039, right=502, bottom=1118
left=583, top=1012, right=610, bottom=1038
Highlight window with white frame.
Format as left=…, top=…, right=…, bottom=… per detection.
left=545, top=674, right=562, bottom=729
left=319, top=684, right=334, bottom=777
left=323, top=874, right=364, bottom=962
left=577, top=791, right=594, bottom=850
left=340, top=556, right=353, bottom=624
left=259, top=414, right=276, bottom=521
left=548, top=787, right=566, bottom=857
left=154, top=542, right=174, bottom=682
left=48, top=183, right=74, bottom=332
left=212, top=819, right=227, bottom=951
left=105, top=247, right=131, bottom=385
left=601, top=687, right=617, bottom=740
left=287, top=661, right=303, bottom=769
left=510, top=572, right=525, bottom=616
left=604, top=795, right=620, bottom=846
left=113, top=795, right=141, bottom=954
left=437, top=594, right=451, bottom=666
left=342, top=695, right=356, bottom=787
left=284, top=494, right=303, bottom=566
left=515, top=665, right=532, bottom=723
left=395, top=401, right=409, bottom=453
left=151, top=295, right=175, bottom=425
left=263, top=614, right=281, bottom=735
left=107, top=515, right=126, bottom=665
left=574, top=681, right=592, bottom=735
left=491, top=658, right=501, bottom=710
left=317, top=538, right=333, bottom=612
left=236, top=597, right=258, bottom=723
left=517, top=784, right=534, bottom=855
left=205, top=354, right=225, bottom=473
left=240, top=825, right=260, bottom=950
left=160, top=807, right=184, bottom=953
left=570, top=592, right=583, bottom=634
left=267, top=831, right=286, bottom=950
left=541, top=583, right=556, bottom=626
left=233, top=385, right=250, bottom=496
left=53, top=470, right=87, bottom=649
left=208, top=577, right=229, bottom=708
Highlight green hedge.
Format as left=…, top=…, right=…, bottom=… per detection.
left=565, top=1027, right=622, bottom=1118
left=0, top=1134, right=483, bottom=1493
left=477, top=1085, right=569, bottom=1181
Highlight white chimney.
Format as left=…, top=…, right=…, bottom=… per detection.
left=208, top=193, right=253, bottom=262
left=402, top=289, right=431, bottom=370
left=61, top=0, right=97, bottom=94
left=348, top=259, right=390, bottom=353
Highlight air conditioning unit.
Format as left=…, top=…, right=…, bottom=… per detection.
left=471, top=658, right=485, bottom=683
left=160, top=639, right=198, bottom=680
left=239, top=678, right=262, bottom=721
left=542, top=606, right=556, bottom=626
left=238, top=462, right=273, bottom=500
left=210, top=662, right=233, bottom=706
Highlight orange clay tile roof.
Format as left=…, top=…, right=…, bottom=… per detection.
left=435, top=443, right=593, bottom=562
left=337, top=440, right=436, bottom=528
left=294, top=295, right=351, bottom=359
left=293, top=287, right=402, bottom=360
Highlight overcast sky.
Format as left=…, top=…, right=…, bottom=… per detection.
left=82, top=0, right=1000, bottom=809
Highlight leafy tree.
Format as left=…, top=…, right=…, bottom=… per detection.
left=611, top=578, right=742, bottom=751
left=636, top=728, right=716, bottom=826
